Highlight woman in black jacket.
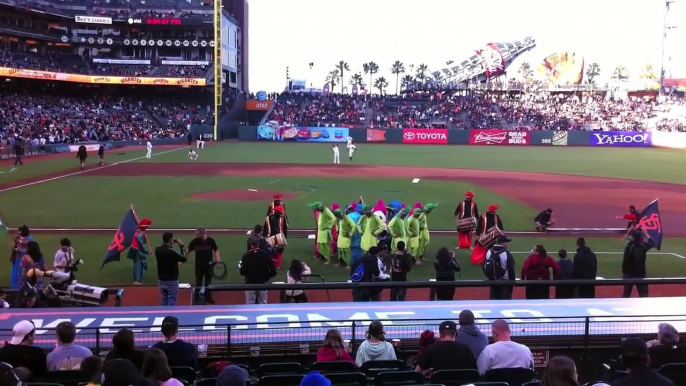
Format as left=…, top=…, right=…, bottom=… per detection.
left=434, top=247, right=461, bottom=300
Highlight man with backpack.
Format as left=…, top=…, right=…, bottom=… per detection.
left=350, top=246, right=381, bottom=302
left=483, top=235, right=516, bottom=300
left=622, top=228, right=654, bottom=298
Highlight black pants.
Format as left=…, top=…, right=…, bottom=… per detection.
left=390, top=287, right=406, bottom=301
left=356, top=288, right=373, bottom=302
left=622, top=276, right=648, bottom=298
left=525, top=284, right=550, bottom=299
left=555, top=284, right=575, bottom=299
left=195, top=265, right=213, bottom=299
left=489, top=285, right=513, bottom=300
left=14, top=153, right=22, bottom=165
left=435, top=287, right=456, bottom=301
left=577, top=284, right=596, bottom=298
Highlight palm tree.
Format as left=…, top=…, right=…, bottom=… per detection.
left=374, top=76, right=389, bottom=95
left=401, top=74, right=414, bottom=91
left=349, top=72, right=363, bottom=89
left=518, top=62, right=533, bottom=82
left=611, top=65, right=629, bottom=83
left=585, top=62, right=600, bottom=85
left=640, top=63, right=657, bottom=80
left=363, top=62, right=379, bottom=93
left=336, top=60, right=350, bottom=93
left=325, top=69, right=340, bottom=91
left=390, top=60, right=405, bottom=95
left=416, top=63, right=428, bottom=82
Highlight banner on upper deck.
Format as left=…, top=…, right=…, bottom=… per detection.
left=257, top=124, right=349, bottom=142
left=588, top=131, right=652, bottom=147
left=0, top=67, right=206, bottom=86
left=469, top=129, right=530, bottom=145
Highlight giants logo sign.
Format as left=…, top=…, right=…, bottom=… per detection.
left=402, top=129, right=448, bottom=144
left=476, top=43, right=505, bottom=79
left=470, top=130, right=530, bottom=146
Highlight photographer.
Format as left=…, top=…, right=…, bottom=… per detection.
left=155, top=233, right=188, bottom=306
left=434, top=247, right=461, bottom=301
left=247, top=224, right=269, bottom=252
left=53, top=238, right=74, bottom=275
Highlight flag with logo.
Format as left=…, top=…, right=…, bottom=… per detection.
left=102, top=207, right=140, bottom=268
left=636, top=199, right=663, bottom=250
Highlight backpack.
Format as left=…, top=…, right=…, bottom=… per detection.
left=483, top=248, right=506, bottom=281
left=351, top=263, right=365, bottom=282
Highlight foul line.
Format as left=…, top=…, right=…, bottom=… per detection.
left=0, top=146, right=189, bottom=194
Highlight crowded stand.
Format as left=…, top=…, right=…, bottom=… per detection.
left=155, top=64, right=210, bottom=78
left=267, top=94, right=367, bottom=127
left=133, top=9, right=175, bottom=18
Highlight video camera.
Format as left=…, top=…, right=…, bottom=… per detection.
left=28, top=259, right=109, bottom=307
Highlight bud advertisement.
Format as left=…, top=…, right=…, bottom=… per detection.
left=402, top=129, right=448, bottom=144
left=469, top=129, right=530, bottom=146
left=589, top=132, right=652, bottom=147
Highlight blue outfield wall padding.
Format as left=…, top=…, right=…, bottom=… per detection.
left=238, top=126, right=257, bottom=141
left=530, top=131, right=554, bottom=145
left=448, top=130, right=470, bottom=144
left=349, top=127, right=367, bottom=143
left=384, top=128, right=404, bottom=144
left=568, top=131, right=590, bottom=146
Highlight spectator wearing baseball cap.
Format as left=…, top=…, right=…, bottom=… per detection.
left=615, top=337, right=674, bottom=386
left=151, top=316, right=198, bottom=370
left=216, top=364, right=249, bottom=386
left=477, top=320, right=533, bottom=376
left=455, top=310, right=489, bottom=359
left=415, top=321, right=476, bottom=377
left=0, top=320, right=47, bottom=378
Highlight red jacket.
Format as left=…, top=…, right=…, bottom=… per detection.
left=316, top=346, right=356, bottom=365
left=521, top=254, right=561, bottom=280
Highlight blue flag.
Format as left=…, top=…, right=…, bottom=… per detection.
left=636, top=199, right=663, bottom=250
left=102, top=208, right=139, bottom=268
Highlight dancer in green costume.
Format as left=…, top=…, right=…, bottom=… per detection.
left=357, top=204, right=385, bottom=253
left=406, top=208, right=422, bottom=260
left=387, top=208, right=408, bottom=252
left=308, top=202, right=336, bottom=262
left=333, top=209, right=358, bottom=267
left=417, top=203, right=438, bottom=261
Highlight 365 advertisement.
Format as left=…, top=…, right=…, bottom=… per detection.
left=588, top=132, right=652, bottom=147
left=469, top=129, right=530, bottom=145
left=257, top=123, right=349, bottom=143
left=402, top=129, right=448, bottom=144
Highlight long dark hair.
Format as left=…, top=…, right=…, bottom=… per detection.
left=323, top=329, right=345, bottom=359
left=541, top=356, right=579, bottom=386
left=289, top=259, right=304, bottom=282
left=27, top=241, right=42, bottom=261
left=435, top=247, right=453, bottom=264
left=366, top=321, right=385, bottom=341
left=535, top=245, right=547, bottom=257
left=141, top=348, right=173, bottom=383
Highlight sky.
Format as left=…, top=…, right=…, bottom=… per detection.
left=247, top=0, right=685, bottom=93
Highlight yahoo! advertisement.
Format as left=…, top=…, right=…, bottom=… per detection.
left=589, top=132, right=652, bottom=147
left=402, top=128, right=448, bottom=144
left=257, top=122, right=348, bottom=143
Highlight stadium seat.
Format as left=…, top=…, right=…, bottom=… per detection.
left=201, top=361, right=231, bottom=378
left=43, top=370, right=85, bottom=386
left=257, top=362, right=305, bottom=377
left=658, top=363, right=686, bottom=384
left=461, top=383, right=509, bottom=386
left=24, top=384, right=66, bottom=386
left=522, top=381, right=542, bottom=386
left=483, top=368, right=537, bottom=386
left=324, top=372, right=368, bottom=386
left=195, top=379, right=218, bottom=386
left=359, top=360, right=406, bottom=377
left=257, top=374, right=304, bottom=386
left=171, top=366, right=199, bottom=384
left=373, top=371, right=425, bottom=386
left=311, top=361, right=358, bottom=373
left=431, top=369, right=480, bottom=386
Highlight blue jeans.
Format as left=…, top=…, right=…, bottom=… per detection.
left=159, top=280, right=179, bottom=306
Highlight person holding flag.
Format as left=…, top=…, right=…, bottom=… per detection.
left=621, top=199, right=663, bottom=298
left=309, top=202, right=336, bottom=263
left=129, top=219, right=153, bottom=285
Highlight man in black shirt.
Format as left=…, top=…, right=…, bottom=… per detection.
left=0, top=320, right=47, bottom=379
left=240, top=236, right=276, bottom=304
left=187, top=228, right=220, bottom=304
left=13, top=141, right=23, bottom=166
left=151, top=316, right=198, bottom=370
left=534, top=208, right=555, bottom=232
left=389, top=241, right=412, bottom=301
left=613, top=337, right=674, bottom=386
left=573, top=237, right=597, bottom=298
left=247, top=224, right=270, bottom=252
left=415, top=320, right=477, bottom=376
left=155, top=232, right=188, bottom=306
left=622, top=228, right=654, bottom=298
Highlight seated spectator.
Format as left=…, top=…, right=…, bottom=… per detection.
left=355, top=321, right=396, bottom=366
left=100, top=359, right=154, bottom=386
left=521, top=245, right=560, bottom=299
left=477, top=320, right=534, bottom=375
left=648, top=323, right=686, bottom=369
left=455, top=310, right=489, bottom=360
left=613, top=337, right=674, bottom=386
left=301, top=371, right=332, bottom=386
left=215, top=365, right=249, bottom=386
left=46, top=321, right=93, bottom=370
left=317, top=329, right=355, bottom=364
left=151, top=316, right=198, bottom=369
left=0, top=320, right=47, bottom=378
left=0, top=363, right=22, bottom=386
left=0, top=289, right=9, bottom=308
left=541, top=356, right=579, bottom=386
left=415, top=321, right=476, bottom=376
left=105, top=328, right=145, bottom=370
left=407, top=330, right=435, bottom=368
left=141, top=348, right=185, bottom=386
left=80, top=356, right=103, bottom=384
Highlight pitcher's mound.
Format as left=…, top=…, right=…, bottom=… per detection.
left=190, top=190, right=297, bottom=202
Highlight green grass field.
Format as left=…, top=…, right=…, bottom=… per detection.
left=0, top=142, right=683, bottom=286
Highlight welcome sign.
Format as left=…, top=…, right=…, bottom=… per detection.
left=589, top=131, right=652, bottom=147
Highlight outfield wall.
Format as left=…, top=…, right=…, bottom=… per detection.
left=243, top=126, right=686, bottom=149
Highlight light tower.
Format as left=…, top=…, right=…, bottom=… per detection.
left=659, top=0, right=681, bottom=100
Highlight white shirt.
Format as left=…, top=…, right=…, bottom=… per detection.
left=332, top=146, right=339, bottom=155
left=476, top=340, right=534, bottom=375
left=54, top=248, right=74, bottom=272
left=349, top=144, right=356, bottom=151
left=147, top=141, right=152, bottom=150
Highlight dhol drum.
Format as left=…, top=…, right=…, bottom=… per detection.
left=477, top=227, right=503, bottom=249
left=273, top=233, right=288, bottom=246
left=457, top=217, right=476, bottom=232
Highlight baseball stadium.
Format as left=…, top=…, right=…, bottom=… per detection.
left=1, top=0, right=686, bottom=385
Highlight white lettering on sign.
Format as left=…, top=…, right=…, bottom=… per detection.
left=203, top=315, right=248, bottom=330
left=307, top=314, right=356, bottom=328
left=375, top=312, right=415, bottom=324
left=99, top=318, right=150, bottom=334
left=256, top=314, right=301, bottom=329
left=593, top=133, right=649, bottom=145
left=33, top=318, right=96, bottom=334
left=452, top=310, right=492, bottom=324
left=417, top=133, right=446, bottom=140
left=500, top=310, right=553, bottom=323
left=150, top=317, right=195, bottom=333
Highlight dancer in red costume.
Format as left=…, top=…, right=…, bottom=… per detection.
left=454, top=191, right=479, bottom=249
left=264, top=205, right=288, bottom=269
left=616, top=205, right=639, bottom=229
left=470, top=205, right=504, bottom=265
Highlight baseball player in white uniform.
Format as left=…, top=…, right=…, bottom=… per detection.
left=146, top=140, right=153, bottom=159
left=188, top=149, right=198, bottom=160
left=346, top=137, right=356, bottom=161
left=197, top=135, right=205, bottom=149
left=332, top=144, right=340, bottom=164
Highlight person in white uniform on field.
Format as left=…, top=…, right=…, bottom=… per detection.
left=146, top=140, right=153, bottom=159
left=346, top=137, right=356, bottom=161
left=197, top=135, right=205, bottom=149
left=347, top=136, right=353, bottom=148
left=332, top=144, right=340, bottom=164
left=188, top=149, right=198, bottom=161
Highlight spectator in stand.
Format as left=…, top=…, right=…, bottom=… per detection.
left=46, top=321, right=93, bottom=370
left=541, top=356, right=580, bottom=386
left=316, top=329, right=356, bottom=365
left=240, top=236, right=277, bottom=305
left=151, top=316, right=198, bottom=369
left=389, top=240, right=412, bottom=301
left=614, top=337, right=674, bottom=386
left=355, top=321, right=397, bottom=366
left=573, top=237, right=597, bottom=298
left=80, top=356, right=103, bottom=384
left=433, top=247, right=460, bottom=301
left=216, top=365, right=250, bottom=386
left=100, top=359, right=154, bottom=386
left=647, top=323, right=686, bottom=369
left=477, top=320, right=534, bottom=375
left=406, top=330, right=436, bottom=368
left=521, top=245, right=561, bottom=299
left=555, top=249, right=575, bottom=299
left=415, top=321, right=477, bottom=376
left=0, top=320, right=47, bottom=378
left=455, top=310, right=489, bottom=360
left=622, top=228, right=654, bottom=298
left=105, top=328, right=145, bottom=370
left=141, top=348, right=185, bottom=386
left=285, top=259, right=311, bottom=303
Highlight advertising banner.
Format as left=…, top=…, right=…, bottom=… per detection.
left=0, top=67, right=206, bottom=86
left=469, top=129, right=530, bottom=145
left=476, top=43, right=506, bottom=79
left=552, top=131, right=569, bottom=146
left=402, top=129, right=448, bottom=144
left=245, top=100, right=274, bottom=111
left=75, top=15, right=112, bottom=24
left=366, top=129, right=387, bottom=142
left=589, top=131, right=652, bottom=147
left=93, top=59, right=150, bottom=65
left=257, top=124, right=349, bottom=143
left=652, top=131, right=686, bottom=149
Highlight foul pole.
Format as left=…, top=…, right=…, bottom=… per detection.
left=213, top=0, right=222, bottom=140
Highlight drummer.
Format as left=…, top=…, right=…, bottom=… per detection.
left=534, top=208, right=555, bottom=232
left=470, top=205, right=504, bottom=265
left=267, top=194, right=289, bottom=226
left=454, top=191, right=479, bottom=249
left=263, top=205, right=288, bottom=269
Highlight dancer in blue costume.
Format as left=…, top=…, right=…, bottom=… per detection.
left=347, top=203, right=363, bottom=264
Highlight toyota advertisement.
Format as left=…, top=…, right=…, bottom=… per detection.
left=470, top=129, right=530, bottom=146
left=589, top=132, right=652, bottom=147
left=402, top=129, right=448, bottom=144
